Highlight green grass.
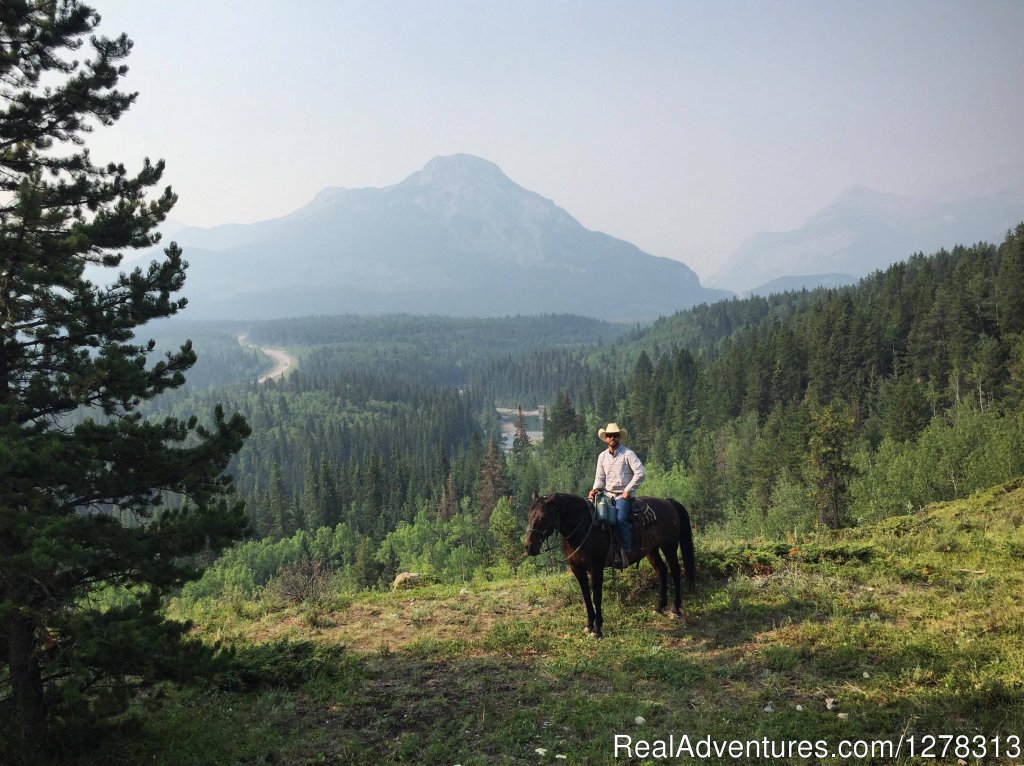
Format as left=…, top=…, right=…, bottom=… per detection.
left=69, top=481, right=1024, bottom=764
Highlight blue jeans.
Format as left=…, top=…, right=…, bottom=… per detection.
left=615, top=496, right=632, bottom=553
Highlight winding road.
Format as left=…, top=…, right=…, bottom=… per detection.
left=238, top=335, right=296, bottom=384
left=256, top=346, right=294, bottom=383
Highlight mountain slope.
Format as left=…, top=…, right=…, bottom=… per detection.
left=708, top=181, right=1024, bottom=293
left=104, top=482, right=1024, bottom=764
left=746, top=273, right=858, bottom=297
left=174, top=154, right=729, bottom=320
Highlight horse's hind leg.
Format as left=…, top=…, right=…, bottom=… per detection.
left=663, top=545, right=683, bottom=616
left=647, top=549, right=669, bottom=613
left=570, top=563, right=599, bottom=637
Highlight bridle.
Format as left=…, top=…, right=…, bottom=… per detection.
left=527, top=496, right=596, bottom=563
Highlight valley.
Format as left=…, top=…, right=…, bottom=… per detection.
left=12, top=226, right=1024, bottom=764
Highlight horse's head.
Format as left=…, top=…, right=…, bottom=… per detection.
left=524, top=492, right=558, bottom=556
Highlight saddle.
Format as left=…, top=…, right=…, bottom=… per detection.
left=592, top=495, right=656, bottom=527
left=592, top=496, right=657, bottom=568
left=633, top=499, right=657, bottom=527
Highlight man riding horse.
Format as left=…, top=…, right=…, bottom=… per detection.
left=587, top=422, right=645, bottom=566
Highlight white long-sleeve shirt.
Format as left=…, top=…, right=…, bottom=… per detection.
left=592, top=446, right=645, bottom=496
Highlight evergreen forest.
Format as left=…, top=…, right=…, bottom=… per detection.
left=168, top=225, right=1024, bottom=606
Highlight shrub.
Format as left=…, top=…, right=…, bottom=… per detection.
left=267, top=557, right=336, bottom=605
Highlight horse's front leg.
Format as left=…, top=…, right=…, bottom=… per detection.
left=590, top=563, right=605, bottom=638
left=570, top=562, right=598, bottom=637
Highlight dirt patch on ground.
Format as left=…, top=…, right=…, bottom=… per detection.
left=247, top=593, right=508, bottom=652
left=324, top=599, right=500, bottom=651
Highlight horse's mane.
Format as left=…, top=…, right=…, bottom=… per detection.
left=548, top=492, right=589, bottom=510
left=544, top=493, right=592, bottom=530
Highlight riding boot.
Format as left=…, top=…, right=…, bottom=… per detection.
left=614, top=528, right=630, bottom=561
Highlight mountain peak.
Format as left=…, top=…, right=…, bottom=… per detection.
left=176, top=153, right=726, bottom=319
left=822, top=185, right=939, bottom=222
left=835, top=184, right=879, bottom=203
left=405, top=154, right=514, bottom=191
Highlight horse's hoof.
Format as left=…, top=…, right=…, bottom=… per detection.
left=588, top=630, right=600, bottom=639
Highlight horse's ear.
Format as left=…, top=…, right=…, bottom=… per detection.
left=531, top=491, right=539, bottom=501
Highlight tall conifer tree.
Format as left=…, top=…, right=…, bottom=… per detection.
left=474, top=440, right=508, bottom=524
left=996, top=224, right=1024, bottom=334
left=438, top=472, right=460, bottom=521
left=318, top=454, right=341, bottom=528
left=0, top=3, right=249, bottom=758
left=300, top=450, right=324, bottom=530
left=511, top=405, right=531, bottom=455
left=808, top=402, right=855, bottom=529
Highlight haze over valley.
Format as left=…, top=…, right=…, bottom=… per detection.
left=167, top=154, right=727, bottom=320
left=150, top=153, right=1024, bottom=322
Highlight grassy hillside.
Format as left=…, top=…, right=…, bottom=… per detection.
left=76, top=482, right=1024, bottom=765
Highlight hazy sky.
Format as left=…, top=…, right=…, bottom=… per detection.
left=87, top=0, right=1024, bottom=279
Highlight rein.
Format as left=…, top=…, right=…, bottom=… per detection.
left=530, top=500, right=596, bottom=563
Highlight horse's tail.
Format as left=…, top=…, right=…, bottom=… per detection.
left=669, top=499, right=696, bottom=593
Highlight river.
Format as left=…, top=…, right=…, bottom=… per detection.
left=496, top=407, right=544, bottom=451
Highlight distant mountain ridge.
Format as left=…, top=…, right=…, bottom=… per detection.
left=708, top=165, right=1024, bottom=293
left=747, top=273, right=858, bottom=297
left=172, top=154, right=730, bottom=320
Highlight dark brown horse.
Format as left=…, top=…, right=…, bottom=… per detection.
left=524, top=492, right=696, bottom=638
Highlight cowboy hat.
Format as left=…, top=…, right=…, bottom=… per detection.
left=598, top=422, right=628, bottom=440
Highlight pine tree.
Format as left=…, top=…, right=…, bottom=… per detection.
left=544, top=390, right=582, bottom=444
left=318, top=454, right=341, bottom=528
left=488, top=496, right=522, bottom=572
left=300, top=450, right=325, bottom=530
left=438, top=471, right=460, bottom=521
left=265, top=464, right=294, bottom=539
left=627, top=350, right=655, bottom=453
left=511, top=405, right=531, bottom=455
left=808, top=402, right=856, bottom=529
left=689, top=430, right=724, bottom=524
left=996, top=224, right=1024, bottom=335
left=364, top=449, right=386, bottom=536
left=0, top=4, right=249, bottom=759
left=434, top=440, right=451, bottom=481
left=352, top=536, right=378, bottom=589
left=474, top=440, right=508, bottom=524
left=879, top=371, right=932, bottom=442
